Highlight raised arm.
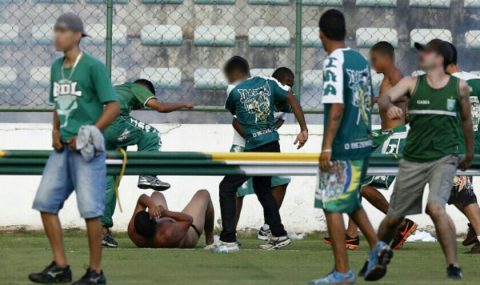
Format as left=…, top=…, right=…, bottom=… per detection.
left=285, top=93, right=309, bottom=149
left=377, top=76, right=416, bottom=120
left=146, top=99, right=194, bottom=113
left=458, top=80, right=474, bottom=170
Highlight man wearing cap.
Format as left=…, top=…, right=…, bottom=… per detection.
left=445, top=42, right=480, bottom=254
left=376, top=39, right=473, bottom=280
left=29, top=13, right=119, bottom=285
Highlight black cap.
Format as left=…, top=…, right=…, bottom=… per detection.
left=414, top=39, right=454, bottom=67
left=54, top=13, right=89, bottom=37
left=446, top=42, right=457, bottom=65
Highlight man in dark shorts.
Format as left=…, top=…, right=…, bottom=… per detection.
left=377, top=39, right=473, bottom=280
left=446, top=42, right=480, bottom=254
left=128, top=190, right=214, bottom=248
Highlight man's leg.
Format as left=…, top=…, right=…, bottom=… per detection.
left=325, top=212, right=349, bottom=273
left=100, top=177, right=118, bottom=247
left=181, top=190, right=215, bottom=246
left=219, top=175, right=249, bottom=243
left=426, top=202, right=458, bottom=265
left=459, top=203, right=480, bottom=245
left=361, top=185, right=389, bottom=213
left=235, top=196, right=244, bottom=227
left=41, top=213, right=68, bottom=267
left=85, top=218, right=103, bottom=272
left=272, top=184, right=288, bottom=208
left=349, top=208, right=378, bottom=249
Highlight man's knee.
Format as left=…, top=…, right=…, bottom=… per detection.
left=151, top=192, right=165, bottom=199
left=195, top=189, right=211, bottom=200
left=384, top=215, right=404, bottom=229
left=426, top=202, right=446, bottom=218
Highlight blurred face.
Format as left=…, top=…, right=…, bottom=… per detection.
left=370, top=50, right=388, bottom=73
left=225, top=70, right=247, bottom=84
left=54, top=27, right=81, bottom=52
left=418, top=49, right=442, bottom=71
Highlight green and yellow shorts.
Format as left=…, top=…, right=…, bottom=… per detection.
left=315, top=159, right=368, bottom=213
left=230, top=144, right=291, bottom=197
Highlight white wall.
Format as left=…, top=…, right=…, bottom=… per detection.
left=0, top=123, right=474, bottom=234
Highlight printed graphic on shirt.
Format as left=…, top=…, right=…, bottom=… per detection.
left=237, top=82, right=272, bottom=123
left=53, top=79, right=82, bottom=128
left=347, top=67, right=372, bottom=127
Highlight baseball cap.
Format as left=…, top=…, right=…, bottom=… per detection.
left=54, top=13, right=89, bottom=37
left=414, top=39, right=454, bottom=66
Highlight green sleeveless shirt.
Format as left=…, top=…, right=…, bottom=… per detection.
left=403, top=75, right=460, bottom=162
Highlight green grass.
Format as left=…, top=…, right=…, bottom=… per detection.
left=2, top=231, right=480, bottom=285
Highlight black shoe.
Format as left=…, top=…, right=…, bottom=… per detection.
left=102, top=231, right=118, bottom=248
left=447, top=265, right=464, bottom=280
left=469, top=242, right=480, bottom=254
left=463, top=223, right=477, bottom=246
left=358, top=260, right=368, bottom=277
left=28, top=262, right=72, bottom=283
left=138, top=175, right=171, bottom=191
left=72, top=268, right=106, bottom=285
left=323, top=234, right=360, bottom=250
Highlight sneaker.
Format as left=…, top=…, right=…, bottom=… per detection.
left=308, top=269, right=356, bottom=285
left=323, top=235, right=360, bottom=250
left=72, top=268, right=106, bottom=285
left=364, top=241, right=393, bottom=281
left=358, top=261, right=368, bottom=277
left=28, top=262, right=72, bottom=283
left=209, top=240, right=240, bottom=253
left=391, top=219, right=417, bottom=249
left=259, top=236, right=291, bottom=250
left=102, top=231, right=118, bottom=248
left=446, top=265, right=464, bottom=280
left=258, top=224, right=272, bottom=241
left=137, top=176, right=171, bottom=191
left=463, top=223, right=478, bottom=246
left=469, top=242, right=480, bottom=254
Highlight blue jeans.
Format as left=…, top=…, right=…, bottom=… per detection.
left=33, top=146, right=106, bottom=219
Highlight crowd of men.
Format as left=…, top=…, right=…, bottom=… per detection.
left=24, top=7, right=480, bottom=285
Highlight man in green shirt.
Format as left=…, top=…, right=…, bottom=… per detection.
left=445, top=43, right=480, bottom=254
left=310, top=9, right=387, bottom=285
left=209, top=56, right=308, bottom=253
left=30, top=13, right=120, bottom=285
left=377, top=39, right=473, bottom=280
left=101, top=79, right=193, bottom=247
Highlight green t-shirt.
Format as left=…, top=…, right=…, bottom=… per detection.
left=321, top=48, right=373, bottom=160
left=225, top=76, right=290, bottom=150
left=452, top=72, right=480, bottom=154
left=49, top=53, right=117, bottom=141
left=404, top=75, right=461, bottom=162
left=115, top=83, right=156, bottom=116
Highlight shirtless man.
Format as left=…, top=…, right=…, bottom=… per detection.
left=324, top=41, right=417, bottom=250
left=128, top=190, right=214, bottom=248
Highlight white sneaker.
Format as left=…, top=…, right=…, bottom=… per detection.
left=259, top=236, right=291, bottom=250
left=209, top=240, right=240, bottom=253
left=257, top=224, right=272, bottom=241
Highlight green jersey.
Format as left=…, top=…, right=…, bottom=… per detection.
left=49, top=53, right=117, bottom=141
left=404, top=75, right=461, bottom=162
left=452, top=72, right=480, bottom=154
left=115, top=83, right=156, bottom=116
left=225, top=76, right=290, bottom=150
left=321, top=48, right=373, bottom=160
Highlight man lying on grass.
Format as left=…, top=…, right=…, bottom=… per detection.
left=128, top=191, right=214, bottom=248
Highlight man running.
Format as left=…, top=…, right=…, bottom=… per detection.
left=128, top=190, right=214, bottom=248
left=377, top=39, right=473, bottom=280
left=210, top=56, right=308, bottom=253
left=446, top=42, right=480, bottom=254
left=233, top=67, right=293, bottom=240
left=324, top=41, right=417, bottom=250
left=310, top=10, right=390, bottom=285
left=29, top=13, right=120, bottom=285
left=100, top=79, right=193, bottom=248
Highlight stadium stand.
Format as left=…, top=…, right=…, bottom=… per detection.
left=142, top=0, right=183, bottom=3
left=249, top=0, right=289, bottom=5
left=0, top=67, right=17, bottom=87
left=29, top=67, right=50, bottom=88
left=356, top=28, right=398, bottom=48
left=250, top=68, right=275, bottom=77
left=194, top=0, right=235, bottom=4
left=465, top=31, right=480, bottom=49
left=301, top=0, right=343, bottom=5
left=0, top=24, right=18, bottom=45
left=464, top=0, right=480, bottom=7
left=32, top=24, right=54, bottom=45
left=248, top=26, right=291, bottom=47
left=302, top=27, right=322, bottom=47
left=141, top=25, right=183, bottom=46
left=409, top=0, right=451, bottom=8
left=112, top=67, right=128, bottom=85
left=194, top=25, right=236, bottom=47
left=193, top=68, right=226, bottom=89
left=356, top=0, right=397, bottom=7
left=409, top=29, right=452, bottom=47
left=85, top=24, right=128, bottom=45
left=141, top=67, right=182, bottom=88
left=302, top=70, right=323, bottom=89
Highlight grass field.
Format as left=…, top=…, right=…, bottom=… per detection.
left=2, top=231, right=480, bottom=285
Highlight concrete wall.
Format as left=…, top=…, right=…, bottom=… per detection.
left=0, top=123, right=474, bottom=234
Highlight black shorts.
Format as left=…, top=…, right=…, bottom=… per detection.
left=448, top=176, right=477, bottom=206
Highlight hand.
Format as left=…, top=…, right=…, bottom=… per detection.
left=294, top=130, right=309, bottom=149
left=148, top=205, right=164, bottom=219
left=319, top=151, right=332, bottom=172
left=68, top=136, right=77, bottom=151
left=185, top=103, right=194, bottom=110
left=386, top=106, right=403, bottom=120
left=459, top=153, right=473, bottom=171
left=52, top=129, right=64, bottom=151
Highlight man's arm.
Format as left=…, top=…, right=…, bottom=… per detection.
left=377, top=76, right=416, bottom=119
left=285, top=93, right=308, bottom=149
left=127, top=194, right=157, bottom=247
left=95, top=101, right=120, bottom=132
left=232, top=117, right=245, bottom=138
left=320, top=103, right=344, bottom=172
left=458, top=80, right=474, bottom=170
left=275, top=118, right=285, bottom=130
left=146, top=99, right=194, bottom=113
left=52, top=110, right=63, bottom=151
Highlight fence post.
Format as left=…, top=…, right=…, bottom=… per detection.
left=294, top=0, right=302, bottom=100
left=106, top=0, right=113, bottom=77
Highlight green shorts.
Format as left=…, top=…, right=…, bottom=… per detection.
left=315, top=159, right=368, bottom=213
left=230, top=144, right=291, bottom=197
left=363, top=125, right=407, bottom=190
